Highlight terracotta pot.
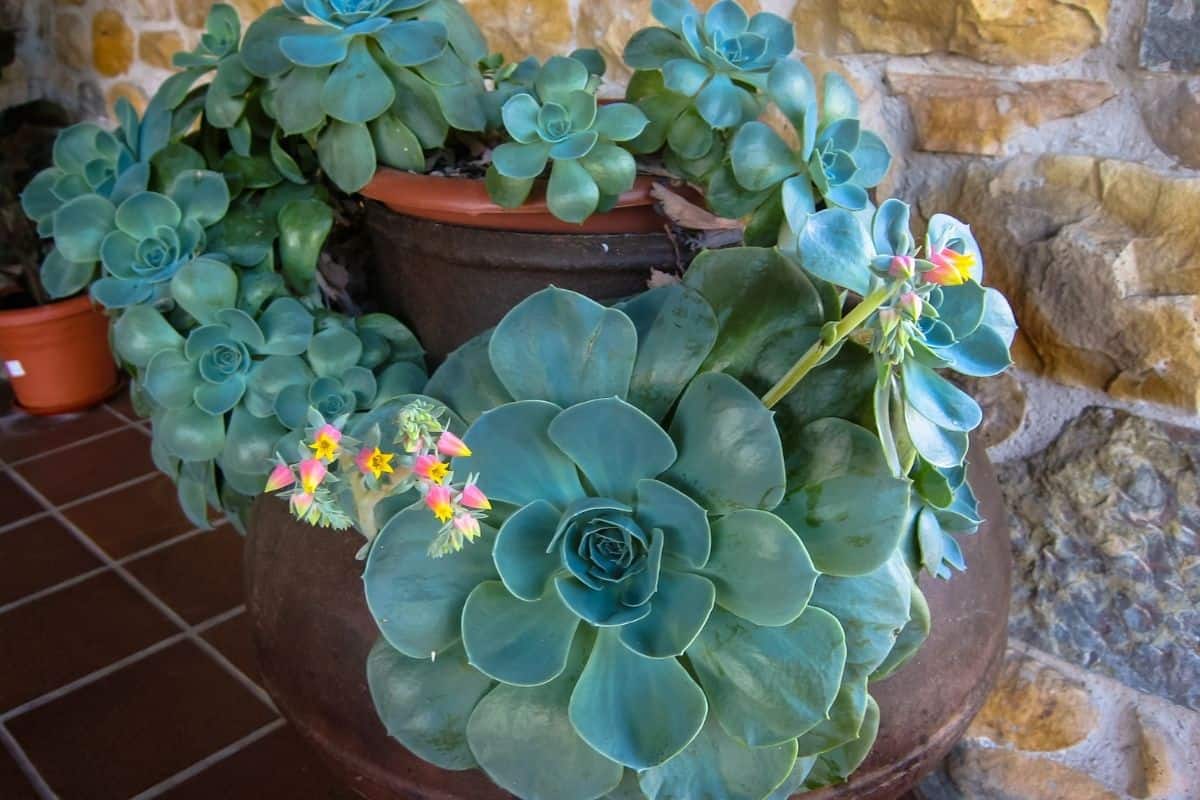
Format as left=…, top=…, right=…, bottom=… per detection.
left=0, top=295, right=118, bottom=415
left=360, top=170, right=678, bottom=364
left=244, top=452, right=1010, bottom=800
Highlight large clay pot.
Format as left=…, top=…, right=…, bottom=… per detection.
left=245, top=453, right=1010, bottom=800
left=360, top=170, right=678, bottom=364
left=0, top=295, right=118, bottom=415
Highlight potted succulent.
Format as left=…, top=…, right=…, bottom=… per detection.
left=0, top=102, right=119, bottom=414
left=21, top=0, right=1019, bottom=797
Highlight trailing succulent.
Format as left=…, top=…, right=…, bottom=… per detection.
left=21, top=0, right=1018, bottom=797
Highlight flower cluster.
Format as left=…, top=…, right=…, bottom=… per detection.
left=262, top=401, right=491, bottom=555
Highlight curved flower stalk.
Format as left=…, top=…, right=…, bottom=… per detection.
left=623, top=0, right=792, bottom=176
left=489, top=56, right=649, bottom=223
left=241, top=0, right=488, bottom=191
left=361, top=284, right=921, bottom=800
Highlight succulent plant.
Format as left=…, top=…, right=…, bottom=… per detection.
left=241, top=0, right=488, bottom=191
left=361, top=280, right=921, bottom=800
left=489, top=56, right=649, bottom=223
left=84, top=170, right=231, bottom=310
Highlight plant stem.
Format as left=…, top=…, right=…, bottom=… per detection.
left=762, top=283, right=896, bottom=409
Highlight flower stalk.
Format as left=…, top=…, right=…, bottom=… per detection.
left=761, top=283, right=898, bottom=409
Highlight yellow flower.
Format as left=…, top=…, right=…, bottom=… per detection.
left=308, top=424, right=342, bottom=462
left=366, top=448, right=395, bottom=480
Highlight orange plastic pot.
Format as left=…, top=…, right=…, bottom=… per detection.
left=0, top=295, right=118, bottom=415
left=360, top=170, right=669, bottom=234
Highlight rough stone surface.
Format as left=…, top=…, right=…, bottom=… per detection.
left=1140, top=0, right=1200, bottom=72
left=138, top=30, right=184, bottom=70
left=970, top=651, right=1097, bottom=751
left=175, top=0, right=219, bottom=29
left=888, top=73, right=1114, bottom=155
left=921, top=643, right=1200, bottom=800
left=462, top=0, right=574, bottom=62
left=53, top=11, right=88, bottom=72
left=999, top=408, right=1200, bottom=711
left=924, top=155, right=1200, bottom=411
left=91, top=8, right=134, bottom=77
left=1141, top=78, right=1200, bottom=169
left=803, top=0, right=1111, bottom=65
left=130, top=0, right=173, bottom=20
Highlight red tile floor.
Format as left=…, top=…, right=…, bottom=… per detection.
left=0, top=387, right=356, bottom=799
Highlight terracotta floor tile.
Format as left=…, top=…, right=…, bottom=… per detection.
left=127, top=525, right=244, bottom=625
left=0, top=571, right=177, bottom=711
left=0, top=516, right=101, bottom=606
left=64, top=474, right=192, bottom=558
left=103, top=383, right=143, bottom=423
left=0, top=404, right=124, bottom=463
left=15, top=427, right=154, bottom=506
left=0, top=745, right=38, bottom=800
left=160, top=724, right=354, bottom=800
left=7, top=640, right=277, bottom=800
left=201, top=611, right=260, bottom=684
left=0, top=473, right=42, bottom=528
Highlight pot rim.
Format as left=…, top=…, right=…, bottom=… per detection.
left=360, top=169, right=670, bottom=235
left=0, top=293, right=101, bottom=327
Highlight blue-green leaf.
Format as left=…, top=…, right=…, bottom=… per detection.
left=367, top=638, right=493, bottom=770
left=493, top=499, right=561, bottom=601
left=569, top=628, right=707, bottom=769
left=688, top=606, right=846, bottom=746
left=794, top=207, right=872, bottom=296
left=618, top=570, right=714, bottom=659
left=317, top=120, right=376, bottom=193
left=321, top=37, right=395, bottom=123
left=461, top=581, right=580, bottom=686
left=901, top=360, right=982, bottom=432
left=425, top=333, right=514, bottom=424
left=53, top=195, right=116, bottom=263
left=489, top=287, right=637, bottom=408
left=492, top=141, right=552, bottom=180
left=663, top=372, right=786, bottom=515
left=547, top=157, right=600, bottom=223
left=635, top=478, right=710, bottom=569
left=730, top=122, right=795, bottom=191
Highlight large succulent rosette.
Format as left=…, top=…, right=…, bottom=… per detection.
left=362, top=259, right=930, bottom=800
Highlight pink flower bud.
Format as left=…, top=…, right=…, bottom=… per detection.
left=889, top=255, right=915, bottom=279
left=414, top=454, right=449, bottom=484
left=436, top=430, right=472, bottom=458
left=898, top=291, right=923, bottom=320
left=298, top=458, right=327, bottom=494
left=459, top=482, right=492, bottom=511
left=264, top=463, right=295, bottom=493
left=453, top=513, right=481, bottom=541
left=290, top=492, right=314, bottom=517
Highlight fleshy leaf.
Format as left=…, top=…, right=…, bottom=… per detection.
left=618, top=570, right=715, bottom=659
left=689, top=606, right=846, bottom=747
left=548, top=398, right=677, bottom=505
left=364, top=508, right=498, bottom=658
left=467, top=634, right=624, bottom=800
left=367, top=638, right=493, bottom=771
left=425, top=332, right=514, bottom=424
left=663, top=372, right=786, bottom=515
left=634, top=478, right=710, bottom=569
left=489, top=287, right=637, bottom=408
left=461, top=581, right=580, bottom=686
left=569, top=628, right=707, bottom=769
left=493, top=499, right=561, bottom=601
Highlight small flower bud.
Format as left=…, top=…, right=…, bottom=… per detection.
left=298, top=458, right=328, bottom=494
left=437, top=431, right=472, bottom=458
left=898, top=291, right=923, bottom=320
left=889, top=255, right=915, bottom=280
left=264, top=463, right=295, bottom=493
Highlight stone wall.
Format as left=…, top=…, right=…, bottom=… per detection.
left=5, top=0, right=1200, bottom=796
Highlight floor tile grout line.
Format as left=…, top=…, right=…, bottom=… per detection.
left=0, top=511, right=51, bottom=536
left=128, top=718, right=287, bottom=800
left=0, top=464, right=280, bottom=716
left=0, top=722, right=57, bottom=800
left=7, top=422, right=143, bottom=468
left=100, top=402, right=137, bottom=426
left=54, top=471, right=160, bottom=512
left=0, top=521, right=229, bottom=617
left=0, top=635, right=188, bottom=723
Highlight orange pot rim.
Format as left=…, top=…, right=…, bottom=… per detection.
left=0, top=293, right=100, bottom=326
left=360, top=169, right=670, bottom=235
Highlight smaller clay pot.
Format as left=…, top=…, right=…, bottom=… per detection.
left=360, top=170, right=667, bottom=234
left=0, top=295, right=118, bottom=415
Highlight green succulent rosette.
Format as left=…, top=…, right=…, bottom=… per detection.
left=489, top=56, right=649, bottom=223
left=362, top=268, right=928, bottom=800
left=241, top=0, right=488, bottom=191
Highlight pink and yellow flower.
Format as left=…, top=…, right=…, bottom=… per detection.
left=924, top=247, right=976, bottom=286
left=414, top=454, right=449, bottom=485
left=308, top=424, right=342, bottom=462
left=299, top=458, right=328, bottom=494
left=425, top=485, right=454, bottom=523
left=355, top=446, right=395, bottom=480
left=436, top=431, right=472, bottom=458
left=264, top=462, right=295, bottom=493
left=290, top=492, right=315, bottom=517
